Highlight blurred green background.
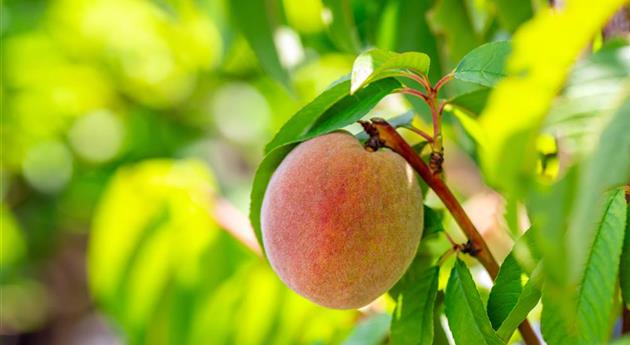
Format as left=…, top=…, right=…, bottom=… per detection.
left=3, top=0, right=623, bottom=344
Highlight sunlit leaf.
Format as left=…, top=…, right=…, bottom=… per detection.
left=478, top=0, right=626, bottom=196
left=487, top=255, right=522, bottom=330
left=252, top=77, right=402, bottom=252
left=89, top=159, right=355, bottom=344
left=390, top=265, right=439, bottom=345
left=229, top=0, right=291, bottom=89
left=350, top=48, right=430, bottom=94
left=444, top=259, right=505, bottom=345
left=322, top=0, right=361, bottom=53
left=89, top=159, right=221, bottom=341
left=446, top=107, right=484, bottom=145
left=454, top=41, right=511, bottom=88
left=342, top=313, right=391, bottom=345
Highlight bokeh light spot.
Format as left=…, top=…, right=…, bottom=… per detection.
left=22, top=140, right=73, bottom=194
left=211, top=82, right=271, bottom=143
left=69, top=109, right=124, bottom=163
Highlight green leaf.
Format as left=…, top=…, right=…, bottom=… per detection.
left=342, top=313, right=391, bottom=345
left=444, top=259, right=505, bottom=345
left=622, top=198, right=630, bottom=308
left=496, top=264, right=542, bottom=341
left=567, top=95, right=630, bottom=283
left=265, top=77, right=351, bottom=154
left=252, top=78, right=402, bottom=252
left=350, top=48, right=430, bottom=94
left=478, top=0, right=626, bottom=197
left=265, top=77, right=401, bottom=153
left=249, top=146, right=296, bottom=256
left=489, top=0, right=533, bottom=32
left=487, top=255, right=523, bottom=330
left=322, top=0, right=361, bottom=53
left=422, top=206, right=444, bottom=238
left=454, top=41, right=511, bottom=88
left=375, top=0, right=442, bottom=82
left=229, top=0, right=291, bottom=89
left=390, top=265, right=440, bottom=345
left=541, top=189, right=628, bottom=345
left=574, top=189, right=627, bottom=344
left=448, top=88, right=491, bottom=116
left=544, top=44, right=630, bottom=158
left=428, top=0, right=481, bottom=63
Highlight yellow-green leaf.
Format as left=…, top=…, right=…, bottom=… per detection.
left=350, top=49, right=430, bottom=94
left=478, top=0, right=626, bottom=196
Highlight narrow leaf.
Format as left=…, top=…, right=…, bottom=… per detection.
left=454, top=41, right=511, bottom=88
left=496, top=265, right=542, bottom=341
left=445, top=259, right=505, bottom=345
left=487, top=255, right=523, bottom=330
left=229, top=0, right=291, bottom=89
left=542, top=189, right=628, bottom=345
left=567, top=95, right=630, bottom=282
left=351, top=48, right=430, bottom=94
left=573, top=189, right=627, bottom=344
left=322, top=0, right=361, bottom=53
left=390, top=266, right=440, bottom=345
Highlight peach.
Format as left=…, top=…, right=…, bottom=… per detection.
left=261, top=131, right=423, bottom=309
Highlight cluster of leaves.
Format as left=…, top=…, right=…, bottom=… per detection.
left=3, top=0, right=630, bottom=344
left=248, top=2, right=630, bottom=345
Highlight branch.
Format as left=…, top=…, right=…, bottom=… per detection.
left=213, top=198, right=262, bottom=256
left=359, top=118, right=541, bottom=345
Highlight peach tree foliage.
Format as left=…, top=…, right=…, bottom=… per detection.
left=248, top=8, right=630, bottom=345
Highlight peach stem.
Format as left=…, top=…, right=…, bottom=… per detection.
left=362, top=118, right=541, bottom=345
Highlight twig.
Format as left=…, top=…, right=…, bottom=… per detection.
left=359, top=118, right=541, bottom=345
left=213, top=198, right=262, bottom=256
left=398, top=87, right=429, bottom=102
left=434, top=73, right=454, bottom=93
left=399, top=125, right=434, bottom=142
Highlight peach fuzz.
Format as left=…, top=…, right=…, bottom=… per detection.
left=261, top=131, right=423, bottom=309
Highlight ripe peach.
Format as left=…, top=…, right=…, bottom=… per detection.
left=261, top=131, right=423, bottom=309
